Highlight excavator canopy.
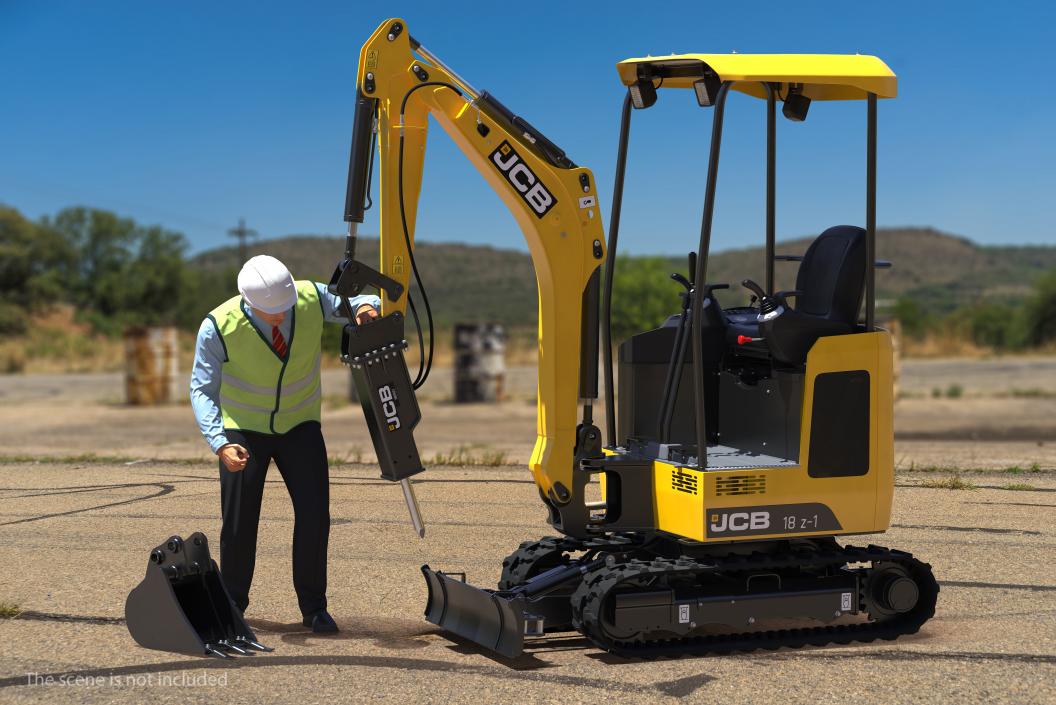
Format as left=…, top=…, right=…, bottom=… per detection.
left=616, top=53, right=897, bottom=100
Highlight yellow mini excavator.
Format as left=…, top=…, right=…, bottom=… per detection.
left=330, top=18, right=938, bottom=658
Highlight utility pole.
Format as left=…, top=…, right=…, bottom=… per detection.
left=227, top=218, right=258, bottom=264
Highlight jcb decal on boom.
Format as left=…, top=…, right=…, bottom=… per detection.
left=489, top=141, right=557, bottom=218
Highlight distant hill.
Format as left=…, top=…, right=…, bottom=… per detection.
left=706, top=228, right=1056, bottom=312
left=191, top=236, right=536, bottom=328
left=192, top=228, right=1056, bottom=326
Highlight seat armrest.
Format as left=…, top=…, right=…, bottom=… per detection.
left=773, top=290, right=804, bottom=307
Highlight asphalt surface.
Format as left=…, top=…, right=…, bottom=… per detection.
left=1, top=358, right=1054, bottom=703
left=0, top=460, right=1053, bottom=704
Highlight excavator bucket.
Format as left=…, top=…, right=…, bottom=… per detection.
left=421, top=565, right=529, bottom=659
left=125, top=532, right=272, bottom=658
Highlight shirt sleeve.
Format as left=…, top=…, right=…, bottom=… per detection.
left=189, top=317, right=229, bottom=454
left=315, top=282, right=381, bottom=324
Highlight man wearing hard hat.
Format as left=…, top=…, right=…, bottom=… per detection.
left=189, top=255, right=379, bottom=633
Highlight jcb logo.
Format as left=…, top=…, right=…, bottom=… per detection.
left=709, top=511, right=770, bottom=533
left=377, top=385, right=401, bottom=431
left=489, top=141, right=557, bottom=218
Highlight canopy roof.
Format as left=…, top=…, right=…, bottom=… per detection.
left=616, top=54, right=896, bottom=100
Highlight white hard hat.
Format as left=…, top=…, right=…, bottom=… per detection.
left=238, top=255, right=296, bottom=314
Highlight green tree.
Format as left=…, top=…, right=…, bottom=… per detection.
left=953, top=302, right=1023, bottom=349
left=124, top=226, right=193, bottom=326
left=0, top=207, right=72, bottom=332
left=41, top=207, right=192, bottom=331
left=44, top=207, right=138, bottom=318
left=1023, top=270, right=1056, bottom=346
left=891, top=296, right=930, bottom=336
left=610, top=256, right=684, bottom=342
left=178, top=266, right=240, bottom=331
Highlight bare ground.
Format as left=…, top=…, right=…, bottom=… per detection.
left=0, top=461, right=1053, bottom=704
left=0, top=357, right=1053, bottom=703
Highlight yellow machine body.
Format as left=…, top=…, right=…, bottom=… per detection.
left=350, top=15, right=903, bottom=544
left=647, top=332, right=894, bottom=542
left=351, top=19, right=938, bottom=660
left=353, top=19, right=901, bottom=546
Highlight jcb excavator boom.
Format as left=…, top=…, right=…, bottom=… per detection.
left=333, top=18, right=607, bottom=537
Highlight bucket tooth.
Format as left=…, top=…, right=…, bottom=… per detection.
left=236, top=638, right=274, bottom=652
left=125, top=532, right=269, bottom=657
left=204, top=645, right=233, bottom=659
left=218, top=639, right=249, bottom=655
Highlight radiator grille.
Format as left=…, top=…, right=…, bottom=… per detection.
left=714, top=474, right=767, bottom=496
left=671, top=468, right=699, bottom=495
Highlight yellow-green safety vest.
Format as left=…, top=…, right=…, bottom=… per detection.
left=208, top=280, right=323, bottom=434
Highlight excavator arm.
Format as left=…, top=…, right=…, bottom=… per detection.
left=335, top=18, right=607, bottom=536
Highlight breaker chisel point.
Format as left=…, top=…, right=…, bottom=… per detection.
left=400, top=478, right=425, bottom=538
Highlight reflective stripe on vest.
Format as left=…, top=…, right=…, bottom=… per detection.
left=210, top=280, right=324, bottom=434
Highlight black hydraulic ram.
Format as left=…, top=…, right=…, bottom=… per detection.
left=331, top=87, right=427, bottom=537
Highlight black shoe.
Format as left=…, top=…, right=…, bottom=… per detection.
left=302, top=609, right=339, bottom=633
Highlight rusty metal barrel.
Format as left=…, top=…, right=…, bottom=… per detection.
left=453, top=323, right=506, bottom=403
left=124, top=326, right=180, bottom=405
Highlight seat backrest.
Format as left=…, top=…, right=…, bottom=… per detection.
left=794, top=225, right=866, bottom=324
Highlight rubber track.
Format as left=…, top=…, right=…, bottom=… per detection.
left=570, top=544, right=940, bottom=657
left=498, top=535, right=640, bottom=590
left=498, top=537, right=570, bottom=590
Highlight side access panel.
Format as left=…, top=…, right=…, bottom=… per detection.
left=651, top=331, right=895, bottom=543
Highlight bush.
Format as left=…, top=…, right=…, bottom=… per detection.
left=891, top=296, right=930, bottom=336
left=610, top=256, right=684, bottom=342
left=0, top=301, right=26, bottom=335
left=1023, top=270, right=1056, bottom=346
left=0, top=348, right=25, bottom=373
left=953, top=302, right=1024, bottom=349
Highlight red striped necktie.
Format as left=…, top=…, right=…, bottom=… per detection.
left=272, top=326, right=288, bottom=357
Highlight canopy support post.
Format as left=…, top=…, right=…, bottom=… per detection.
left=865, top=92, right=877, bottom=331
left=764, top=82, right=776, bottom=295
left=691, top=81, right=732, bottom=470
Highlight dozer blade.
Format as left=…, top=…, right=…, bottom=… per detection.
left=421, top=565, right=527, bottom=659
left=125, top=532, right=269, bottom=657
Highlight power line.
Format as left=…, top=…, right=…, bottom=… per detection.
left=227, top=217, right=258, bottom=264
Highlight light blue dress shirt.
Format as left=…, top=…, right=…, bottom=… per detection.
left=190, top=282, right=380, bottom=453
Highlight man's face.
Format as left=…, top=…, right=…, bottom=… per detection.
left=252, top=308, right=288, bottom=327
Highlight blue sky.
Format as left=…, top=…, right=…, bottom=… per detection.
left=2, top=1, right=1054, bottom=255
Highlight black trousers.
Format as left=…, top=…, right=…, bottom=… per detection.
left=218, top=420, right=330, bottom=617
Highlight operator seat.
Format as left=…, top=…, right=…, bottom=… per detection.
left=728, top=225, right=867, bottom=365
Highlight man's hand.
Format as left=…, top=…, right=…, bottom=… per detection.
left=218, top=444, right=250, bottom=472
left=355, top=304, right=380, bottom=325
